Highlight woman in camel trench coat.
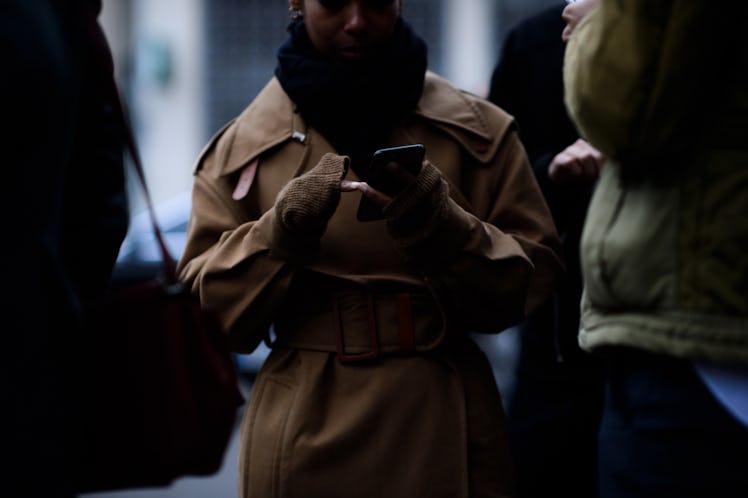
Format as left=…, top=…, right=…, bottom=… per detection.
left=178, top=1, right=563, bottom=496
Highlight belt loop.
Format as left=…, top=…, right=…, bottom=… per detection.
left=395, top=293, right=415, bottom=352
left=333, top=291, right=380, bottom=363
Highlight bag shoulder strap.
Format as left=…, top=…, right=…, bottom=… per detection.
left=83, top=5, right=178, bottom=285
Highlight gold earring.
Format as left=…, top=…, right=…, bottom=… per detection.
left=289, top=6, right=303, bottom=21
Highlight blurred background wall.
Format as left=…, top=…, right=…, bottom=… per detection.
left=99, top=0, right=556, bottom=210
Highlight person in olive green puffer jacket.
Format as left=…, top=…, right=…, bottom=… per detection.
left=564, top=1, right=748, bottom=497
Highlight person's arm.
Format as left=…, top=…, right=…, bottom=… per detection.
left=178, top=151, right=348, bottom=352
left=380, top=131, right=564, bottom=333
left=60, top=69, right=129, bottom=296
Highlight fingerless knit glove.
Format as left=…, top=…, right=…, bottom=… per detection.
left=272, top=153, right=349, bottom=259
left=383, top=162, right=472, bottom=265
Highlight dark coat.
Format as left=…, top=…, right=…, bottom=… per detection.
left=488, top=5, right=604, bottom=498
left=489, top=3, right=600, bottom=377
left=2, top=1, right=128, bottom=494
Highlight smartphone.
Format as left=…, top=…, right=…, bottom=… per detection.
left=356, top=144, right=426, bottom=222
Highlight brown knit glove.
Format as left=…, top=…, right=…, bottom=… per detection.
left=272, top=153, right=349, bottom=258
left=383, top=162, right=471, bottom=265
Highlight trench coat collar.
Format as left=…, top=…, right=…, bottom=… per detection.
left=414, top=71, right=509, bottom=164
left=212, top=71, right=509, bottom=177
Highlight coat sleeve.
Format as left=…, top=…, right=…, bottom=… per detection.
left=384, top=128, right=564, bottom=334
left=177, top=147, right=294, bottom=353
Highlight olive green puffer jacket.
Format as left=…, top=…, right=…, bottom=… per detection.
left=564, top=0, right=748, bottom=365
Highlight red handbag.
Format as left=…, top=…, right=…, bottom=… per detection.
left=77, top=275, right=244, bottom=492
left=75, top=14, right=243, bottom=490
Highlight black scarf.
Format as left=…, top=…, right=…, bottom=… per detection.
left=275, top=18, right=427, bottom=179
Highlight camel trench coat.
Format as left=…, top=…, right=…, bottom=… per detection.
left=178, top=71, right=563, bottom=498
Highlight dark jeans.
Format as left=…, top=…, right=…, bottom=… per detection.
left=508, top=309, right=605, bottom=498
left=598, top=348, right=748, bottom=498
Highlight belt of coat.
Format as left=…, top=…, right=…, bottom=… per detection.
left=273, top=291, right=447, bottom=363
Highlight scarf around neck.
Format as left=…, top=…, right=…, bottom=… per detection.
left=275, top=18, right=428, bottom=179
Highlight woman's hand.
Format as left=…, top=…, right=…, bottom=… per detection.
left=271, top=153, right=349, bottom=257
left=341, top=179, right=391, bottom=207
left=340, top=160, right=419, bottom=207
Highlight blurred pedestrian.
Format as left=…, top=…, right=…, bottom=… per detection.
left=1, top=0, right=129, bottom=496
left=565, top=1, right=748, bottom=496
left=177, top=0, right=563, bottom=496
left=487, top=2, right=605, bottom=497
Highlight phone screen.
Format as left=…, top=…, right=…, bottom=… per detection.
left=356, top=144, right=425, bottom=222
